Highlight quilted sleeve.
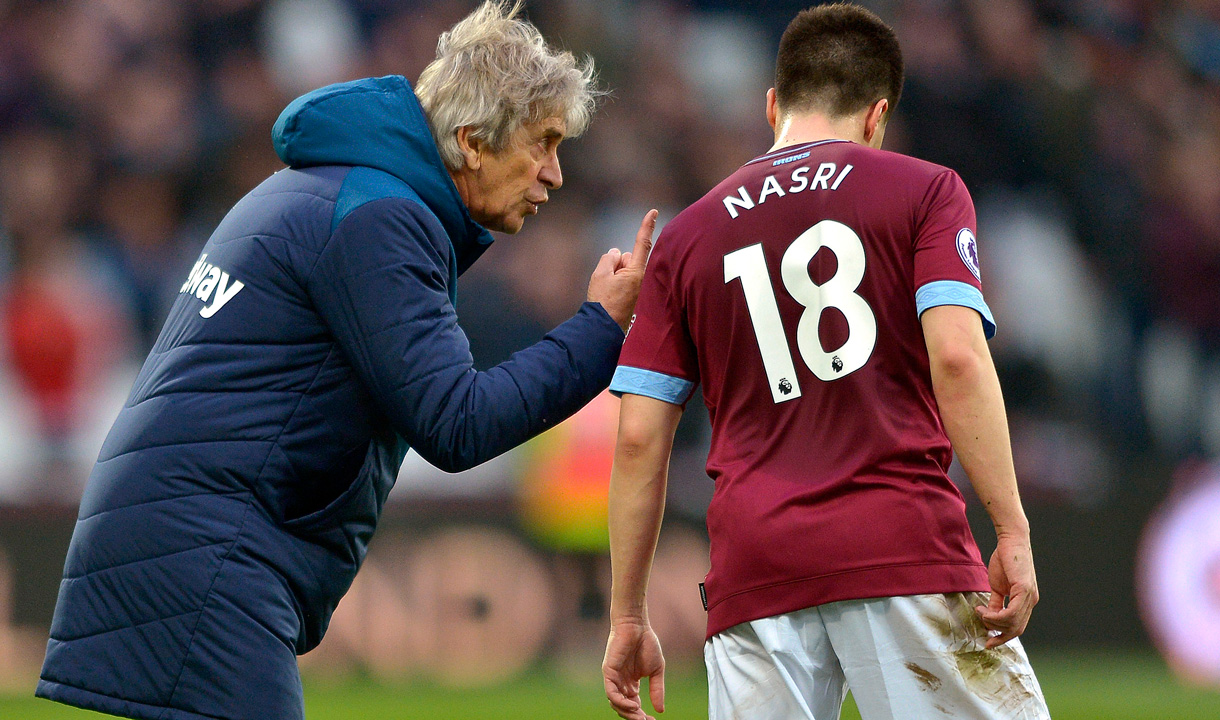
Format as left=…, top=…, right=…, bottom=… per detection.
left=306, top=197, right=625, bottom=472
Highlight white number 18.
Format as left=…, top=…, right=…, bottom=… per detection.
left=723, top=220, right=877, bottom=404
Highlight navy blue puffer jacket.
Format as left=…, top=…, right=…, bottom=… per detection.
left=36, top=76, right=625, bottom=720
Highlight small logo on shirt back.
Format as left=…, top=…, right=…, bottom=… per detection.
left=831, top=356, right=844, bottom=373
left=772, top=151, right=811, bottom=167
left=778, top=378, right=793, bottom=395
left=956, top=229, right=981, bottom=280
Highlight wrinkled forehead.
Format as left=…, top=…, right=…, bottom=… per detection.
left=517, top=114, right=567, bottom=141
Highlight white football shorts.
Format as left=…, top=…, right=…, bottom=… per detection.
left=704, top=592, right=1050, bottom=720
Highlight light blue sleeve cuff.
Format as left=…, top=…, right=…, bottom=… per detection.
left=916, top=280, right=997, bottom=339
left=609, top=366, right=696, bottom=405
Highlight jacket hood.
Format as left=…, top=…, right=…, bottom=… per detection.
left=272, top=75, right=493, bottom=274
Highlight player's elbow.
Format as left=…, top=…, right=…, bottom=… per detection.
left=613, top=394, right=682, bottom=467
left=928, top=342, right=985, bottom=385
left=615, top=431, right=654, bottom=461
left=616, top=421, right=663, bottom=462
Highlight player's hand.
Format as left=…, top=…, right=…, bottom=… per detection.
left=588, top=209, right=658, bottom=332
left=975, top=532, right=1038, bottom=648
left=603, top=619, right=665, bottom=720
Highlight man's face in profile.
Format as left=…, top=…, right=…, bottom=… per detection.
left=462, top=117, right=566, bottom=234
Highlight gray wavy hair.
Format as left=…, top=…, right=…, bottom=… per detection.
left=415, top=0, right=600, bottom=170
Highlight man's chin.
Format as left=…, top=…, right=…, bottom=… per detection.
left=490, top=215, right=529, bottom=235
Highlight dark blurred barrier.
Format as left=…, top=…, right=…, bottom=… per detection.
left=0, top=393, right=1193, bottom=689
left=0, top=502, right=711, bottom=690
left=0, top=506, right=75, bottom=690
left=298, top=520, right=709, bottom=686
left=0, top=493, right=1169, bottom=692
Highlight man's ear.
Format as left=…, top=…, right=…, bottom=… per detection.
left=766, top=88, right=779, bottom=131
left=455, top=126, right=482, bottom=171
left=863, top=98, right=889, bottom=146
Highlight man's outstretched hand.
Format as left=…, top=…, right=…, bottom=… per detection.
left=588, top=209, right=658, bottom=332
left=603, top=619, right=665, bottom=720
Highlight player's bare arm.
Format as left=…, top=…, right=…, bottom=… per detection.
left=922, top=303, right=1038, bottom=649
left=603, top=393, right=683, bottom=720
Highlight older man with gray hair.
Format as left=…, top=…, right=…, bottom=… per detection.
left=35, top=3, right=654, bottom=719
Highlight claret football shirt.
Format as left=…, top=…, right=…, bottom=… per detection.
left=611, top=139, right=994, bottom=638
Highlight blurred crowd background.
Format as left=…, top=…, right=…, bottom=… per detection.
left=0, top=0, right=1219, bottom=692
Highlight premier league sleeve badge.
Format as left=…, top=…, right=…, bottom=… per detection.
left=956, top=228, right=981, bottom=281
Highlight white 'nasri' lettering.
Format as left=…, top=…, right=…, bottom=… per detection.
left=789, top=166, right=810, bottom=193
left=724, top=162, right=853, bottom=219
left=723, top=186, right=755, bottom=219
left=810, top=163, right=837, bottom=190
left=830, top=164, right=854, bottom=190
left=758, top=175, right=786, bottom=204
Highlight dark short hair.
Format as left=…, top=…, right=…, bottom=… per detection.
left=775, top=3, right=904, bottom=119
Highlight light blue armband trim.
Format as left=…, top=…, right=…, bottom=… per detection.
left=609, top=366, right=695, bottom=405
left=916, top=280, right=997, bottom=339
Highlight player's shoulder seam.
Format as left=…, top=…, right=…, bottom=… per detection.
left=871, top=146, right=957, bottom=178
left=912, top=164, right=967, bottom=221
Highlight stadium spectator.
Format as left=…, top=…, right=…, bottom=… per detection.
left=0, top=125, right=133, bottom=499
left=35, top=2, right=654, bottom=719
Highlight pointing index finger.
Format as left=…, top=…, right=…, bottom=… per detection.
left=630, top=209, right=658, bottom=270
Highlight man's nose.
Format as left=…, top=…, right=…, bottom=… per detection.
left=539, top=151, right=562, bottom=190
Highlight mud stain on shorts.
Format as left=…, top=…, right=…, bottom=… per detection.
left=956, top=650, right=1040, bottom=714
left=954, top=648, right=1002, bottom=687
left=904, top=662, right=943, bottom=692
left=942, top=593, right=1044, bottom=715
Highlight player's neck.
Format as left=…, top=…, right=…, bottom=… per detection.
left=770, top=112, right=866, bottom=152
